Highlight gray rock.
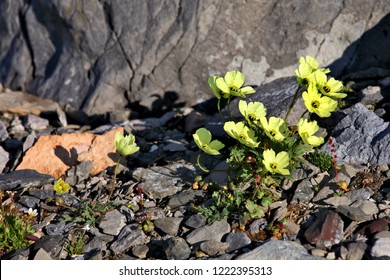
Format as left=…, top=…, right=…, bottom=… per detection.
left=371, top=231, right=390, bottom=258
left=23, top=114, right=49, bottom=130
left=163, top=237, right=191, bottom=260
left=98, top=209, right=127, bottom=236
left=0, top=169, right=54, bottom=191
left=33, top=248, right=53, bottom=260
left=225, top=232, right=252, bottom=253
left=2, top=1, right=389, bottom=115
left=345, top=188, right=372, bottom=202
left=22, top=131, right=37, bottom=153
left=84, top=236, right=106, bottom=255
left=154, top=217, right=183, bottom=236
left=132, top=162, right=196, bottom=200
left=346, top=241, right=367, bottom=260
left=0, top=120, right=8, bottom=142
left=132, top=245, right=149, bottom=259
left=44, top=222, right=75, bottom=235
left=0, top=145, right=9, bottom=173
left=336, top=200, right=379, bottom=221
left=168, top=189, right=204, bottom=209
left=17, top=195, right=40, bottom=208
left=32, top=234, right=66, bottom=259
left=200, top=240, right=229, bottom=256
left=110, top=224, right=147, bottom=255
left=236, top=240, right=322, bottom=260
left=292, top=179, right=315, bottom=203
left=323, top=196, right=352, bottom=207
left=184, top=214, right=207, bottom=229
left=28, top=188, right=54, bottom=200
left=322, top=103, right=390, bottom=165
left=186, top=219, right=230, bottom=245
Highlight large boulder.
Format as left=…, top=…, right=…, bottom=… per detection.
left=1, top=0, right=390, bottom=115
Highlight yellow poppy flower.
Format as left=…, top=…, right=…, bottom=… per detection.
left=298, top=118, right=324, bottom=147
left=115, top=131, right=140, bottom=156
left=53, top=178, right=71, bottom=194
left=223, top=121, right=259, bottom=148
left=313, top=71, right=346, bottom=99
left=238, top=100, right=267, bottom=127
left=193, top=128, right=225, bottom=155
left=215, top=70, right=255, bottom=98
left=260, top=116, right=289, bottom=141
left=295, top=56, right=330, bottom=88
left=302, top=83, right=338, bottom=118
left=262, top=149, right=290, bottom=176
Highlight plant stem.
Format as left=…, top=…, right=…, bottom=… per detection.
left=109, top=156, right=122, bottom=200
left=196, top=153, right=210, bottom=173
left=284, top=85, right=301, bottom=122
left=217, top=98, right=225, bottom=122
left=227, top=97, right=235, bottom=120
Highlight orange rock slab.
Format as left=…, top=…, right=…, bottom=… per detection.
left=16, top=127, right=123, bottom=179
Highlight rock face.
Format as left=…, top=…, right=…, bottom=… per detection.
left=322, top=103, right=390, bottom=165
left=1, top=0, right=390, bottom=115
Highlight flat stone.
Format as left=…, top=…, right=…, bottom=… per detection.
left=236, top=240, right=322, bottom=260
left=186, top=219, right=230, bottom=245
left=184, top=214, right=207, bottom=229
left=292, top=179, right=315, bottom=203
left=304, top=210, right=344, bottom=249
left=0, top=169, right=54, bottom=191
left=336, top=200, right=378, bottom=221
left=346, top=241, right=367, bottom=260
left=133, top=162, right=196, bottom=200
left=200, top=240, right=229, bottom=256
left=33, top=248, right=53, bottom=260
left=323, top=196, right=352, bottom=207
left=345, top=188, right=372, bottom=201
left=98, top=209, right=127, bottom=236
left=23, top=114, right=49, bottom=130
left=110, top=224, right=147, bottom=255
left=18, top=195, right=40, bottom=208
left=154, top=217, right=183, bottom=236
left=310, top=248, right=327, bottom=257
left=16, top=127, right=123, bottom=178
left=32, top=234, right=66, bottom=259
left=132, top=245, right=149, bottom=259
left=168, top=189, right=204, bottom=209
left=371, top=235, right=390, bottom=258
left=163, top=237, right=191, bottom=260
left=225, top=231, right=252, bottom=253
left=322, top=103, right=390, bottom=165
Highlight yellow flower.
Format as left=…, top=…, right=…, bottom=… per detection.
left=295, top=56, right=330, bottom=88
left=262, top=149, right=290, bottom=176
left=215, top=70, right=255, bottom=98
left=53, top=178, right=71, bottom=194
left=115, top=131, right=140, bottom=156
left=298, top=118, right=324, bottom=147
left=302, top=83, right=338, bottom=118
left=314, top=71, right=346, bottom=99
left=208, top=76, right=222, bottom=99
left=238, top=100, right=267, bottom=127
left=193, top=128, right=225, bottom=155
left=260, top=116, right=289, bottom=141
left=223, top=121, right=259, bottom=148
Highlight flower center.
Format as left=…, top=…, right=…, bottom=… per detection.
left=302, top=77, right=309, bottom=85
left=248, top=114, right=257, bottom=122
left=202, top=144, right=208, bottom=149
left=239, top=133, right=247, bottom=140
left=270, top=130, right=277, bottom=137
left=311, top=101, right=320, bottom=109
left=323, top=85, right=331, bottom=93
left=270, top=162, right=278, bottom=170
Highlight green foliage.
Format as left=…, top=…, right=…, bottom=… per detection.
left=305, top=150, right=334, bottom=172
left=0, top=191, right=35, bottom=256
left=65, top=229, right=87, bottom=257
left=60, top=200, right=117, bottom=227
